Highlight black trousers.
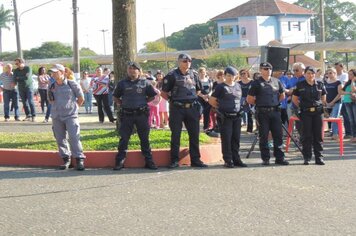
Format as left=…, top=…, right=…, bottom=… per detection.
left=220, top=116, right=241, bottom=163
left=169, top=104, right=201, bottom=162
left=256, top=110, right=285, bottom=161
left=117, top=112, right=152, bottom=160
left=280, top=108, right=289, bottom=126
left=198, top=97, right=211, bottom=130
left=94, top=94, right=115, bottom=122
left=300, top=111, right=323, bottom=161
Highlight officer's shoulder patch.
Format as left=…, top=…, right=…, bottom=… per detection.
left=163, top=78, right=168, bottom=84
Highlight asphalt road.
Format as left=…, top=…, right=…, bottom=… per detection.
left=1, top=104, right=356, bottom=235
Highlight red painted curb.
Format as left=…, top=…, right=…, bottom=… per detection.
left=0, top=144, right=223, bottom=168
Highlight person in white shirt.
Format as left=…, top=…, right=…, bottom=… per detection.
left=335, top=62, right=352, bottom=138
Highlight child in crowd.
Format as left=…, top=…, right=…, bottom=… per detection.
left=148, top=80, right=161, bottom=128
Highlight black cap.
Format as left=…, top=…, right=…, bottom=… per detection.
left=178, top=53, right=192, bottom=61
left=304, top=66, right=316, bottom=74
left=260, top=62, right=273, bottom=69
left=127, top=61, right=141, bottom=70
left=224, top=66, right=238, bottom=76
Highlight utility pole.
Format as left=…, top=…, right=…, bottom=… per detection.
left=100, top=29, right=108, bottom=55
left=13, top=0, right=23, bottom=58
left=319, top=0, right=326, bottom=71
left=72, top=0, right=80, bottom=79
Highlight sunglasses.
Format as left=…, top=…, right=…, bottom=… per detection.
left=262, top=68, right=271, bottom=71
left=182, top=60, right=192, bottom=63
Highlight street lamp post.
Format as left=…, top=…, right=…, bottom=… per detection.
left=100, top=29, right=108, bottom=55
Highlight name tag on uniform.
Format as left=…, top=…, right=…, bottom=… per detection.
left=185, top=103, right=191, bottom=108
left=310, top=107, right=315, bottom=112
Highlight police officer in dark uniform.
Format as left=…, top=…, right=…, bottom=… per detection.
left=292, top=66, right=327, bottom=165
left=209, top=66, right=247, bottom=168
left=161, top=53, right=208, bottom=168
left=247, top=62, right=289, bottom=166
left=112, top=62, right=158, bottom=170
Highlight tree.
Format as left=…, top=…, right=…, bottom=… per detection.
left=112, top=0, right=137, bottom=131
left=80, top=47, right=97, bottom=56
left=80, top=58, right=99, bottom=72
left=294, top=0, right=356, bottom=65
left=139, top=40, right=175, bottom=53
left=294, top=0, right=356, bottom=41
left=204, top=52, right=248, bottom=70
left=166, top=21, right=217, bottom=50
left=0, top=5, right=14, bottom=54
left=25, top=41, right=72, bottom=59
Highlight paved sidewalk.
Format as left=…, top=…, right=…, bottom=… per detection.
left=1, top=103, right=356, bottom=235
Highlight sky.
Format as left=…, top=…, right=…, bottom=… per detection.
left=1, top=0, right=355, bottom=55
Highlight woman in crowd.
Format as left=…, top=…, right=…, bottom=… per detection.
left=238, top=69, right=253, bottom=133
left=324, top=68, right=342, bottom=141
left=198, top=67, right=213, bottom=132
left=80, top=71, right=93, bottom=114
left=37, top=67, right=51, bottom=122
left=91, top=67, right=115, bottom=123
left=64, top=67, right=75, bottom=80
left=339, top=69, right=356, bottom=143
left=210, top=69, right=225, bottom=133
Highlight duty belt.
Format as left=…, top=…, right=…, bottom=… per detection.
left=121, top=106, right=148, bottom=115
left=223, top=112, right=240, bottom=118
left=256, top=106, right=280, bottom=113
left=301, top=106, right=322, bottom=113
left=172, top=101, right=196, bottom=108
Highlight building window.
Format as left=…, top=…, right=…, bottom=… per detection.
left=236, top=25, right=240, bottom=34
left=241, top=27, right=246, bottom=37
left=310, top=18, right=315, bottom=35
left=221, top=26, right=234, bottom=35
left=288, top=21, right=301, bottom=31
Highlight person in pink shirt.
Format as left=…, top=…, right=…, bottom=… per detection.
left=37, top=67, right=51, bottom=122
left=148, top=80, right=161, bottom=128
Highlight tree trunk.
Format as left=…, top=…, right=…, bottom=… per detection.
left=112, top=0, right=137, bottom=131
left=112, top=0, right=137, bottom=80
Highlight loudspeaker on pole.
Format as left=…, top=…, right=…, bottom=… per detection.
left=260, top=46, right=290, bottom=72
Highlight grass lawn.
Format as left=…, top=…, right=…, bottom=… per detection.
left=0, top=129, right=211, bottom=151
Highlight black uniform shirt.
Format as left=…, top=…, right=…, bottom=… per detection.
left=114, top=77, right=157, bottom=109
left=212, top=82, right=242, bottom=113
left=162, top=68, right=201, bottom=102
left=248, top=76, right=284, bottom=107
left=292, top=80, right=327, bottom=109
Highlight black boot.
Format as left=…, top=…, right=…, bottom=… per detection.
left=233, top=157, right=247, bottom=167
left=275, top=157, right=289, bottom=165
left=315, top=157, right=325, bottom=165
left=59, top=157, right=72, bottom=170
left=113, top=157, right=125, bottom=170
left=223, top=161, right=234, bottom=168
left=76, top=158, right=85, bottom=171
left=191, top=159, right=208, bottom=168
left=168, top=158, right=179, bottom=168
left=145, top=159, right=158, bottom=170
